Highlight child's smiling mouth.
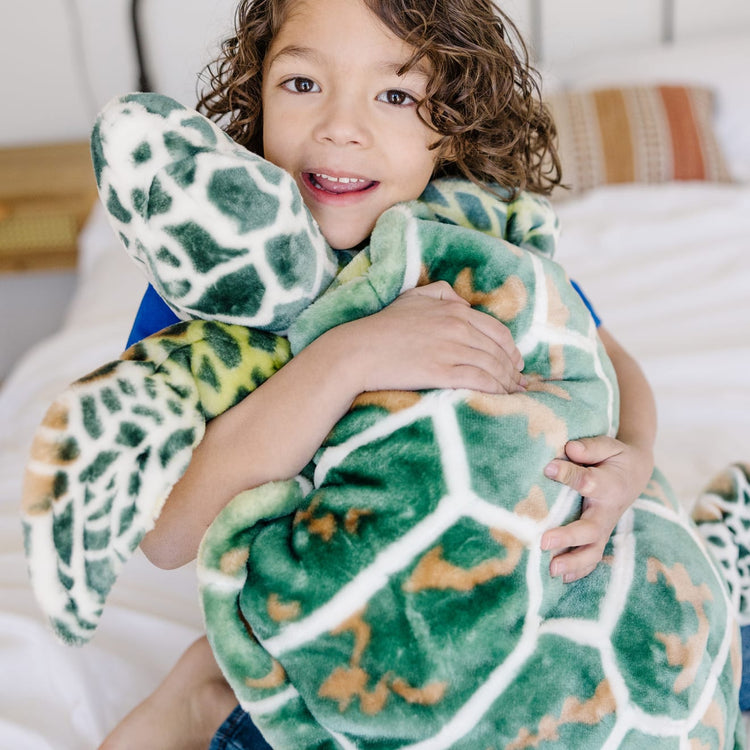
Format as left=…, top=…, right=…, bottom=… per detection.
left=303, top=171, right=379, bottom=196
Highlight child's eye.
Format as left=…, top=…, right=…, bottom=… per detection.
left=281, top=77, right=320, bottom=94
left=377, top=89, right=415, bottom=106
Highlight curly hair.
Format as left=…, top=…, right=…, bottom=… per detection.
left=197, top=0, right=562, bottom=196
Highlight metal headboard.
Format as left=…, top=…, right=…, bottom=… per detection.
left=529, top=0, right=677, bottom=62
left=131, top=0, right=153, bottom=92
left=661, top=0, right=676, bottom=43
left=130, top=0, right=678, bottom=85
left=529, top=0, right=544, bottom=61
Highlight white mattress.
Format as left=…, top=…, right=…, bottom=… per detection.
left=554, top=181, right=750, bottom=509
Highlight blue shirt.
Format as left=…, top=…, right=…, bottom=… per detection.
left=126, top=284, right=182, bottom=348
left=570, top=279, right=602, bottom=329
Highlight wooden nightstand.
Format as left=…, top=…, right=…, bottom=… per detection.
left=0, top=141, right=98, bottom=272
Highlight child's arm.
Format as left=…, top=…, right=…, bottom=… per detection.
left=540, top=327, right=657, bottom=582
left=140, top=282, right=526, bottom=569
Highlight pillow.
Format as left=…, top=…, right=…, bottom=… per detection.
left=64, top=203, right=146, bottom=334
left=547, top=84, right=732, bottom=197
left=543, top=32, right=750, bottom=183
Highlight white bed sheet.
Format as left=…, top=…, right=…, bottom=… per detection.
left=0, top=209, right=204, bottom=750
left=555, top=181, right=750, bottom=509
left=0, top=181, right=748, bottom=747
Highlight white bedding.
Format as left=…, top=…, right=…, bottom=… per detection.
left=0, top=208, right=204, bottom=750
left=555, top=181, right=750, bottom=508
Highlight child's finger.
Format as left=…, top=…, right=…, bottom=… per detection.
left=541, top=515, right=605, bottom=553
left=548, top=542, right=604, bottom=582
left=458, top=336, right=527, bottom=391
left=433, top=313, right=521, bottom=386
left=404, top=282, right=524, bottom=371
left=564, top=435, right=623, bottom=465
left=406, top=280, right=469, bottom=304
left=543, top=459, right=598, bottom=497
left=465, top=310, right=524, bottom=371
left=450, top=361, right=526, bottom=394
left=443, top=318, right=527, bottom=392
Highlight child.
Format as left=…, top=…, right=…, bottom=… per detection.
left=100, top=0, right=656, bottom=747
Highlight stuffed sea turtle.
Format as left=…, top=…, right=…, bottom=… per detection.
left=21, top=93, right=745, bottom=749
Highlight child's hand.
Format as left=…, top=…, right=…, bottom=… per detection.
left=346, top=281, right=526, bottom=395
left=539, top=435, right=654, bottom=583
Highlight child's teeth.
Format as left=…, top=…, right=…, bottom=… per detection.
left=316, top=173, right=365, bottom=184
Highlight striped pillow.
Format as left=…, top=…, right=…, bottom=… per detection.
left=547, top=85, right=731, bottom=196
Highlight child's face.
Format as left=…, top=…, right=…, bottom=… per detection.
left=261, top=0, right=442, bottom=250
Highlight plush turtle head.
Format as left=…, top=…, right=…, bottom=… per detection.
left=92, top=92, right=338, bottom=335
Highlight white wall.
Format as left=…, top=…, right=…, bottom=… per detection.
left=674, top=0, right=750, bottom=40
left=541, top=0, right=662, bottom=62
left=524, top=0, right=750, bottom=63
left=0, top=0, right=237, bottom=147
left=2, top=0, right=750, bottom=147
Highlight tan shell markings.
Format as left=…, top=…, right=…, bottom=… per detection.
left=403, top=529, right=524, bottom=593
left=514, top=485, right=549, bottom=521
left=318, top=611, right=447, bottom=715
left=219, top=547, right=249, bottom=576
left=507, top=679, right=616, bottom=750
left=647, top=559, right=713, bottom=694
left=295, top=496, right=337, bottom=542
left=694, top=699, right=726, bottom=750
left=267, top=592, right=302, bottom=623
left=467, top=392, right=568, bottom=454
left=641, top=476, right=675, bottom=511
left=295, top=496, right=373, bottom=541
left=452, top=267, right=528, bottom=323
left=352, top=391, right=421, bottom=413
left=245, top=658, right=287, bottom=690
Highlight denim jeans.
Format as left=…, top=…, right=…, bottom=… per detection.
left=209, top=705, right=272, bottom=750
left=741, top=624, right=750, bottom=711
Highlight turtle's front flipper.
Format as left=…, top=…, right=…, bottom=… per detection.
left=21, top=320, right=289, bottom=645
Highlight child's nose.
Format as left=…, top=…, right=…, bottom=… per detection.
left=312, top=95, right=372, bottom=147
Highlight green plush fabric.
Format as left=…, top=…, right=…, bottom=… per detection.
left=90, top=93, right=338, bottom=333
left=21, top=94, right=744, bottom=748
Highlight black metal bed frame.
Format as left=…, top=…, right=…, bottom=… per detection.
left=529, top=0, right=675, bottom=62
left=129, top=0, right=677, bottom=90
